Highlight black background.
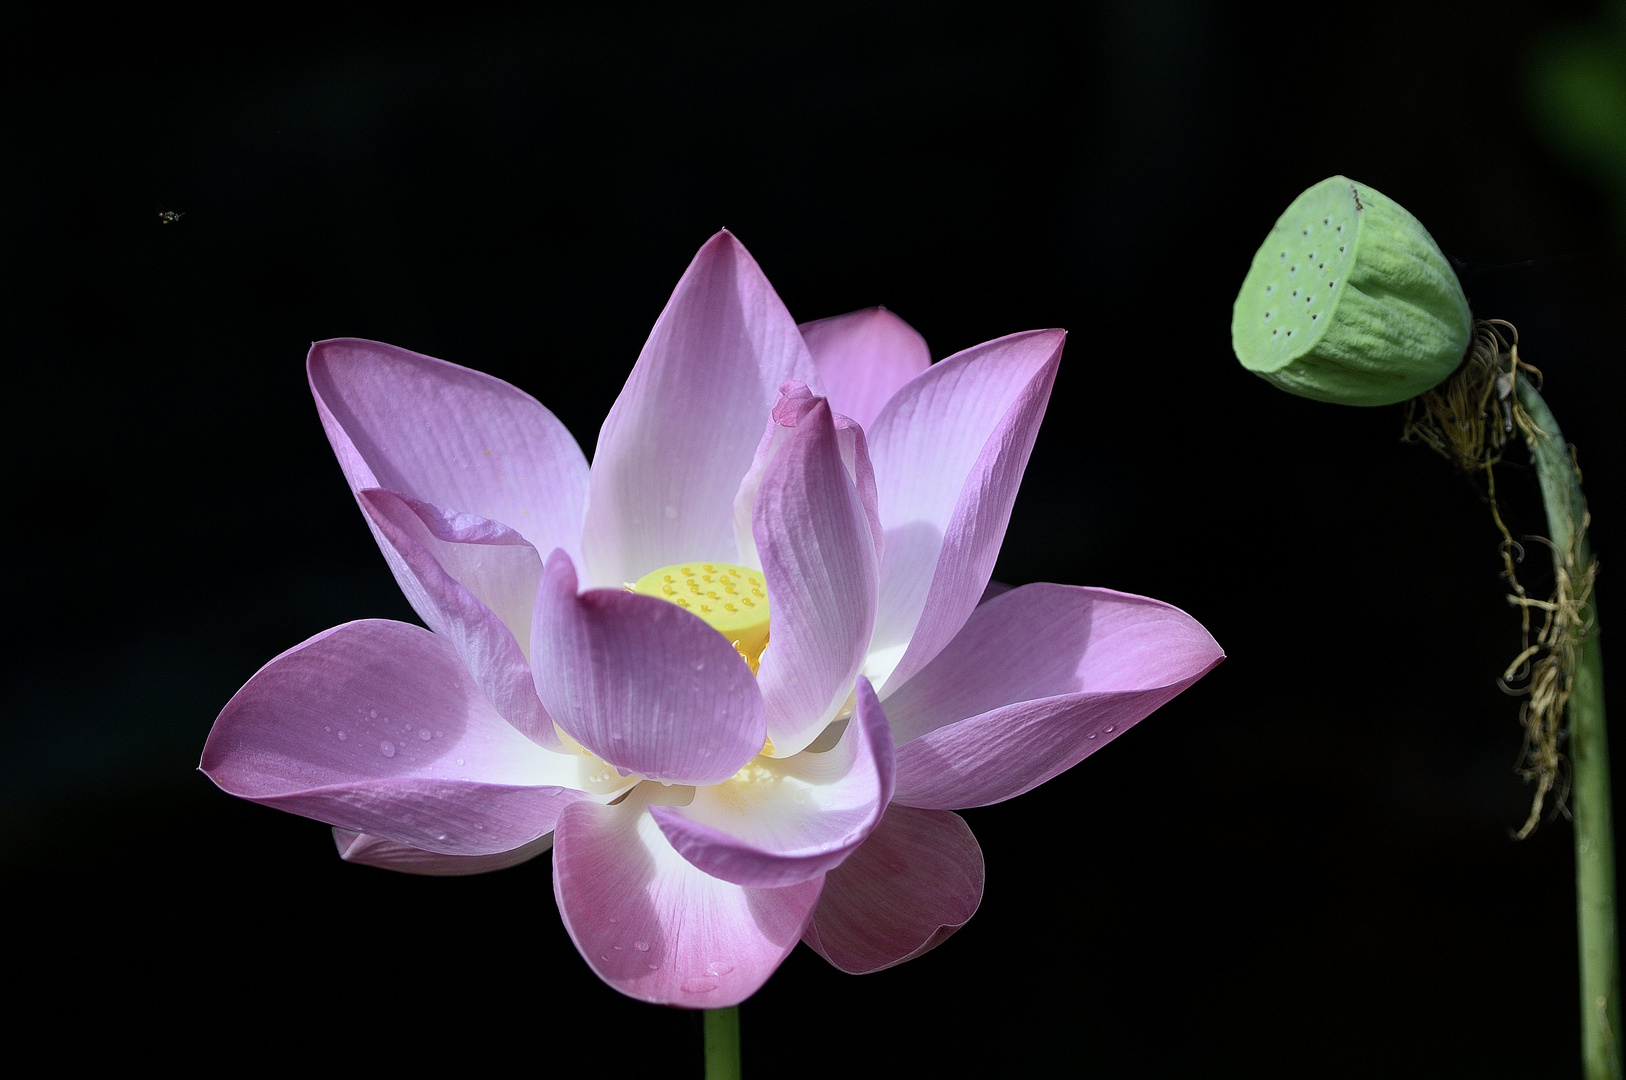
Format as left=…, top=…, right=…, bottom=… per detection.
left=5, top=2, right=1623, bottom=1075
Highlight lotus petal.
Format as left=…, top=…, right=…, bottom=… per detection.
left=553, top=789, right=821, bottom=1007
left=202, top=619, right=588, bottom=855
left=803, top=804, right=983, bottom=974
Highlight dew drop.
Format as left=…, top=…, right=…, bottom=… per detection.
left=434, top=730, right=444, bottom=739
left=338, top=731, right=348, bottom=741
left=681, top=978, right=718, bottom=994
left=324, top=726, right=331, bottom=733
left=1104, top=725, right=1116, bottom=734
left=455, top=758, right=465, bottom=766
left=380, top=740, right=396, bottom=758
left=435, top=833, right=447, bottom=842
left=705, top=962, right=733, bottom=976
left=648, top=963, right=660, bottom=970
left=634, top=940, right=651, bottom=952
left=419, top=728, right=433, bottom=741
left=369, top=709, right=378, bottom=719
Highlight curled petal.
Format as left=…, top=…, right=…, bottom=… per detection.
left=359, top=489, right=555, bottom=749
left=733, top=382, right=880, bottom=572
left=308, top=338, right=588, bottom=571
left=731, top=382, right=812, bottom=569
left=799, top=307, right=931, bottom=431
left=650, top=677, right=894, bottom=888
left=753, top=401, right=880, bottom=755
left=201, top=620, right=590, bottom=855
left=553, top=789, right=822, bottom=1007
left=803, top=804, right=983, bottom=974
left=582, top=232, right=817, bottom=588
left=885, top=584, right=1223, bottom=809
left=334, top=828, right=554, bottom=876
left=865, top=329, right=1064, bottom=694
left=529, top=551, right=766, bottom=786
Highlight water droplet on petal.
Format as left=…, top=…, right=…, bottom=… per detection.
left=369, top=710, right=378, bottom=718
left=705, top=962, right=733, bottom=976
left=338, top=731, right=347, bottom=741
left=380, top=740, right=396, bottom=758
left=455, top=758, right=465, bottom=766
left=634, top=940, right=650, bottom=952
left=1104, top=725, right=1115, bottom=734
left=434, top=730, right=443, bottom=739
left=419, top=728, right=432, bottom=741
left=681, top=978, right=717, bottom=994
left=1086, top=732, right=1097, bottom=740
left=648, top=963, right=659, bottom=970
left=324, top=726, right=331, bottom=733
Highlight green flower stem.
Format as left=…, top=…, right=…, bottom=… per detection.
left=1518, top=380, right=1621, bottom=1080
left=704, top=1007, right=741, bottom=1080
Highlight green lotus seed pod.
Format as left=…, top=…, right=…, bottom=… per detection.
left=1231, top=176, right=1472, bottom=407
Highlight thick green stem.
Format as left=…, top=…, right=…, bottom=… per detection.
left=1517, top=380, right=1621, bottom=1080
left=703, top=1007, right=741, bottom=1080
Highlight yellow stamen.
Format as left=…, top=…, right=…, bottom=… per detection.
left=632, top=561, right=770, bottom=674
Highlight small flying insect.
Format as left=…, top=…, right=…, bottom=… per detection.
left=157, top=210, right=185, bottom=224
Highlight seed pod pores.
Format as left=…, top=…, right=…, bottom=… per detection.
left=1231, top=176, right=1472, bottom=407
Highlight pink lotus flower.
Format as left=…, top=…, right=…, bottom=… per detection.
left=202, top=232, right=1221, bottom=1006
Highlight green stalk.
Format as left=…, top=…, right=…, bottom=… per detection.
left=1517, top=380, right=1620, bottom=1080
left=703, top=1007, right=741, bottom=1080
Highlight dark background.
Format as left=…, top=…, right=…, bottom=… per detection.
left=5, top=2, right=1624, bottom=1075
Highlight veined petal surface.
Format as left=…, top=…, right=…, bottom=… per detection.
left=334, top=828, right=554, bottom=877
left=865, top=330, right=1064, bottom=694
left=201, top=620, right=589, bottom=855
left=732, top=382, right=880, bottom=572
left=582, top=232, right=817, bottom=587
left=885, top=584, right=1223, bottom=809
left=803, top=804, right=983, bottom=974
left=553, top=788, right=822, bottom=1007
left=799, top=307, right=931, bottom=431
left=308, top=338, right=588, bottom=571
left=753, top=400, right=879, bottom=755
left=530, top=552, right=767, bottom=786
left=650, top=677, right=894, bottom=888
left=358, top=488, right=554, bottom=748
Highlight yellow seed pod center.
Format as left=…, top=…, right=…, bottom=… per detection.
left=631, top=562, right=770, bottom=674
